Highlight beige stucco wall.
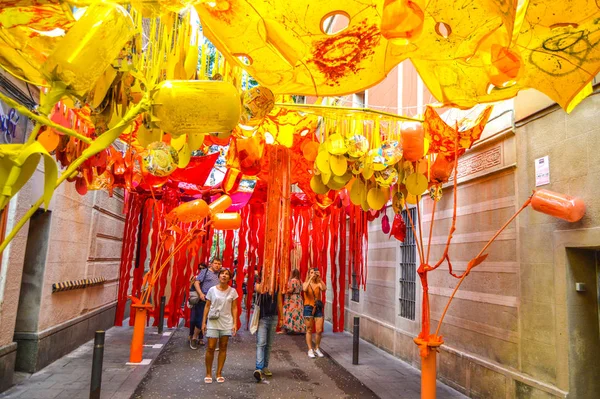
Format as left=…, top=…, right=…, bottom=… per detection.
left=515, top=93, right=600, bottom=396
left=0, top=166, right=124, bottom=347
left=0, top=180, right=35, bottom=348
left=328, top=93, right=600, bottom=398
left=37, top=184, right=124, bottom=331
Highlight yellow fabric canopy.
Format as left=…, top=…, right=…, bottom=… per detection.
left=195, top=0, right=600, bottom=111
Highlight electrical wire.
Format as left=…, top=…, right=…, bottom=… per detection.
left=0, top=74, right=37, bottom=110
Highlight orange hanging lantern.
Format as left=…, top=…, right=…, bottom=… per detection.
left=211, top=213, right=242, bottom=230
left=165, top=199, right=210, bottom=224
left=477, top=29, right=522, bottom=89
left=236, top=134, right=265, bottom=176
left=401, top=122, right=425, bottom=162
left=430, top=154, right=454, bottom=184
left=488, top=45, right=522, bottom=87
left=208, top=195, right=233, bottom=215
left=531, top=189, right=585, bottom=223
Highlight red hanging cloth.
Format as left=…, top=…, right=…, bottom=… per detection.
left=338, top=205, right=347, bottom=332
left=115, top=193, right=143, bottom=326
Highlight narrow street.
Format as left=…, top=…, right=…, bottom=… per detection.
left=133, top=327, right=378, bottom=399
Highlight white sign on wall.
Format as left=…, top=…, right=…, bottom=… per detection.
left=535, top=156, right=550, bottom=186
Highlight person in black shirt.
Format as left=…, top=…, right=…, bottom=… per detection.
left=253, top=276, right=282, bottom=382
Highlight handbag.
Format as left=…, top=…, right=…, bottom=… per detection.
left=249, top=294, right=261, bottom=334
left=208, top=308, right=221, bottom=320
left=188, top=269, right=208, bottom=307
left=188, top=290, right=200, bottom=306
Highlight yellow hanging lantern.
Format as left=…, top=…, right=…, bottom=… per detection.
left=240, top=86, right=275, bottom=126
left=141, top=142, right=179, bottom=177
left=42, top=2, right=135, bottom=97
left=151, top=80, right=241, bottom=137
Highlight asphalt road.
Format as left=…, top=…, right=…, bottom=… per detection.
left=133, top=326, right=379, bottom=399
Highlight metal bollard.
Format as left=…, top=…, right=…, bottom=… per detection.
left=352, top=317, right=359, bottom=365
left=158, top=296, right=166, bottom=334
left=90, top=331, right=105, bottom=399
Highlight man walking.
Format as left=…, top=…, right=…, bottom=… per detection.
left=190, top=258, right=222, bottom=349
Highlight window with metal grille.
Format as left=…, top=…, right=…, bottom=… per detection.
left=399, top=208, right=417, bottom=320
left=351, top=270, right=359, bottom=302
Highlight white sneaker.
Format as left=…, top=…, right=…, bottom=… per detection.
left=308, top=349, right=316, bottom=359
left=314, top=348, right=325, bottom=358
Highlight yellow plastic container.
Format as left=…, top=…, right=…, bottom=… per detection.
left=152, top=80, right=241, bottom=137
left=42, top=2, right=135, bottom=96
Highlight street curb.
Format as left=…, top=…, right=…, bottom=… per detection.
left=317, top=331, right=381, bottom=398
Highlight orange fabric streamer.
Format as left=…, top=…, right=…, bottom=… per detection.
left=261, top=145, right=292, bottom=295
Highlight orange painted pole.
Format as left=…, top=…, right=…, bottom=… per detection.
left=129, top=302, right=152, bottom=363
left=421, top=348, right=438, bottom=399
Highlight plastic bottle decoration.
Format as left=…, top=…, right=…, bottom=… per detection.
left=235, top=133, right=265, bottom=176
left=151, top=80, right=241, bottom=137
left=380, top=0, right=425, bottom=43
left=141, top=142, right=178, bottom=177
left=42, top=2, right=135, bottom=97
left=240, top=86, right=275, bottom=126
left=165, top=199, right=210, bottom=224
left=401, top=121, right=425, bottom=162
left=478, top=30, right=522, bottom=88
left=222, top=167, right=243, bottom=194
left=430, top=154, right=455, bottom=184
left=208, top=195, right=233, bottom=214
left=211, top=212, right=242, bottom=230
left=531, top=189, right=585, bottom=223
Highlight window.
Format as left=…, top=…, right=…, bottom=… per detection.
left=353, top=91, right=366, bottom=108
left=351, top=270, right=359, bottom=302
left=399, top=208, right=417, bottom=320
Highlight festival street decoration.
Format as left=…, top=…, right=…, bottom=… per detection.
left=0, top=1, right=592, bottom=397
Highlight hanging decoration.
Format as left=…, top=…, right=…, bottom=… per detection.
left=0, top=1, right=592, bottom=396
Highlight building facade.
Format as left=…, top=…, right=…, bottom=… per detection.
left=0, top=71, right=126, bottom=392
left=325, top=62, right=600, bottom=398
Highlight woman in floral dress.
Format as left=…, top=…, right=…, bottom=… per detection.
left=281, top=269, right=305, bottom=334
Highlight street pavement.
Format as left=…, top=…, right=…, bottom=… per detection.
left=0, top=318, right=466, bottom=399
left=0, top=323, right=173, bottom=399
left=132, top=327, right=379, bottom=399
left=320, top=322, right=466, bottom=399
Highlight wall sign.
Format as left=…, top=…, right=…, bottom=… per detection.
left=535, top=156, right=550, bottom=186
